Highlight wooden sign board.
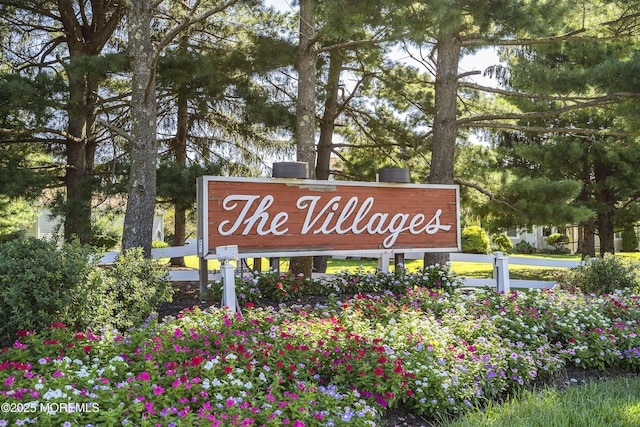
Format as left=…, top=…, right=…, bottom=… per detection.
left=197, top=176, right=460, bottom=258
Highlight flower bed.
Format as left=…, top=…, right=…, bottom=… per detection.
left=2, top=273, right=640, bottom=426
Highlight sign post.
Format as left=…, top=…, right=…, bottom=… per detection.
left=217, top=245, right=239, bottom=312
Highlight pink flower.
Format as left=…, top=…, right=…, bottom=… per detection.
left=137, top=371, right=151, bottom=381
left=13, top=340, right=27, bottom=350
left=153, top=385, right=165, bottom=395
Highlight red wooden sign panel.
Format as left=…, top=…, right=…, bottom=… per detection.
left=198, top=177, right=459, bottom=257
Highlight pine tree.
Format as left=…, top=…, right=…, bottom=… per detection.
left=0, top=0, right=126, bottom=244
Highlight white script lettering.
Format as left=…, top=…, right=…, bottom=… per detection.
left=216, top=194, right=451, bottom=248
left=297, top=195, right=450, bottom=247
left=218, top=195, right=288, bottom=236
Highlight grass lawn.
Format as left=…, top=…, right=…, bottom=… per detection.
left=444, top=376, right=640, bottom=427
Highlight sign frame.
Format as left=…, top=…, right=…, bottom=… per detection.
left=197, top=176, right=460, bottom=260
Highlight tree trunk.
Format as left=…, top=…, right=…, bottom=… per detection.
left=64, top=70, right=96, bottom=244
left=295, top=0, right=317, bottom=176
left=315, top=50, right=342, bottom=181
left=170, top=88, right=188, bottom=267
left=594, top=158, right=616, bottom=256
left=424, top=33, right=461, bottom=268
left=597, top=208, right=616, bottom=255
left=579, top=220, right=596, bottom=259
left=57, top=1, right=124, bottom=244
left=313, top=50, right=343, bottom=273
left=291, top=0, right=316, bottom=277
left=122, top=0, right=157, bottom=257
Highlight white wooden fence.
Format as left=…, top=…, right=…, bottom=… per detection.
left=99, top=246, right=582, bottom=293
left=398, top=252, right=581, bottom=293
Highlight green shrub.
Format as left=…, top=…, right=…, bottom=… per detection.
left=513, top=240, right=536, bottom=254
left=546, top=233, right=569, bottom=254
left=558, top=254, right=640, bottom=295
left=80, top=248, right=173, bottom=331
left=461, top=226, right=490, bottom=254
left=152, top=240, right=170, bottom=248
left=0, top=238, right=93, bottom=346
left=491, top=233, right=514, bottom=253
left=621, top=229, right=638, bottom=252
left=90, top=210, right=122, bottom=251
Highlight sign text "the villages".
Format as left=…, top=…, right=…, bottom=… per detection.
left=218, top=194, right=451, bottom=248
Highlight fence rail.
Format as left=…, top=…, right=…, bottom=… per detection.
left=99, top=246, right=582, bottom=293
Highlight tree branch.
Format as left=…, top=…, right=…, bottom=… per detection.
left=467, top=122, right=634, bottom=137
left=97, top=118, right=135, bottom=144
left=316, top=38, right=384, bottom=54
left=453, top=176, right=524, bottom=214
left=463, top=12, right=640, bottom=48
left=457, top=93, right=640, bottom=128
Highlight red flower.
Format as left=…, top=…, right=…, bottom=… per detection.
left=224, top=365, right=233, bottom=374
left=374, top=366, right=384, bottom=376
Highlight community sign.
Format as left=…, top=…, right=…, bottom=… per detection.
left=196, top=176, right=460, bottom=259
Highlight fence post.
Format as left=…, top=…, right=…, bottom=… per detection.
left=378, top=253, right=391, bottom=273
left=197, top=238, right=208, bottom=300
left=493, top=251, right=510, bottom=293
left=218, top=245, right=240, bottom=313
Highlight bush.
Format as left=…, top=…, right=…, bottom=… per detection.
left=152, top=240, right=170, bottom=248
left=512, top=240, right=536, bottom=254
left=0, top=238, right=93, bottom=346
left=461, top=226, right=490, bottom=254
left=0, top=239, right=173, bottom=346
left=90, top=210, right=122, bottom=251
left=558, top=254, right=640, bottom=295
left=491, top=233, right=514, bottom=253
left=546, top=233, right=569, bottom=254
left=622, top=229, right=638, bottom=252
left=80, top=248, right=173, bottom=331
